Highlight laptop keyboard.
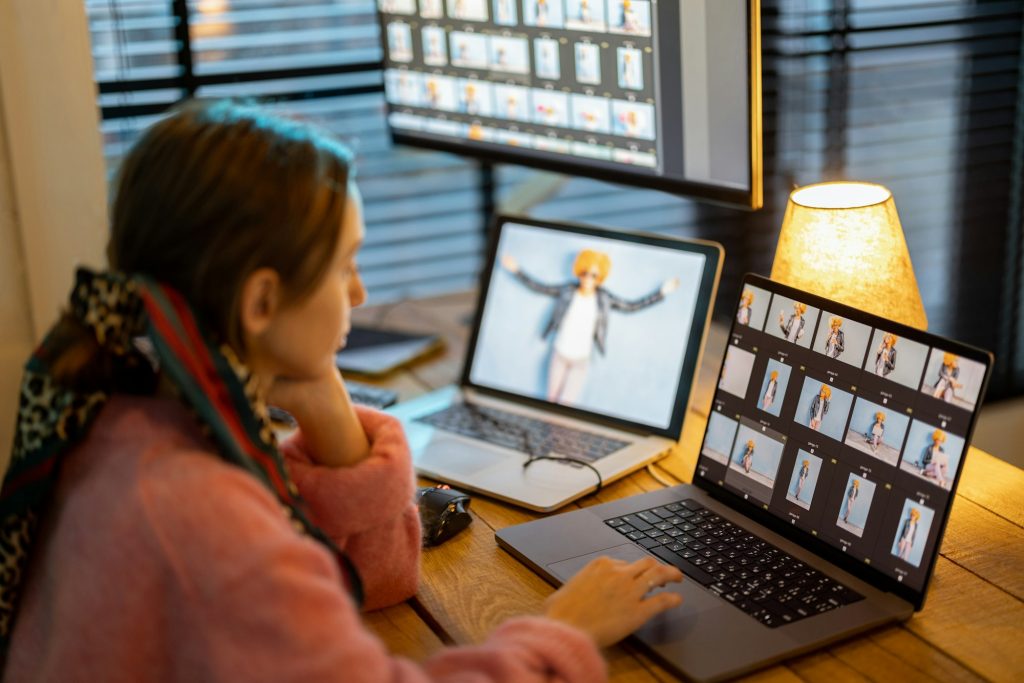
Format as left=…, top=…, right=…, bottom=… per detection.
left=605, top=499, right=865, bottom=628
left=416, top=403, right=630, bottom=462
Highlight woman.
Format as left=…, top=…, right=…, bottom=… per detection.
left=921, top=429, right=950, bottom=487
left=842, top=479, right=860, bottom=524
left=824, top=316, right=845, bottom=359
left=761, top=370, right=779, bottom=411
left=865, top=412, right=886, bottom=453
left=736, top=289, right=754, bottom=326
left=501, top=251, right=678, bottom=405
left=931, top=353, right=962, bottom=402
left=778, top=302, right=807, bottom=343
left=741, top=440, right=755, bottom=473
left=794, top=459, right=810, bottom=500
left=896, top=507, right=921, bottom=562
left=0, top=101, right=683, bottom=682
left=808, top=384, right=831, bottom=431
left=874, top=334, right=898, bottom=377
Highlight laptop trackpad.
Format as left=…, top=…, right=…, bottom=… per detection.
left=423, top=436, right=507, bottom=476
left=547, top=543, right=653, bottom=581
left=547, top=544, right=719, bottom=621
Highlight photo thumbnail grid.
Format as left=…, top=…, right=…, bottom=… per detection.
left=380, top=0, right=661, bottom=169
left=380, top=0, right=654, bottom=38
left=706, top=283, right=988, bottom=589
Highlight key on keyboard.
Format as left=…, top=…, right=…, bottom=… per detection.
left=416, top=403, right=629, bottom=462
left=605, top=499, right=864, bottom=628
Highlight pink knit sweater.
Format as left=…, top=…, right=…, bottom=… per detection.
left=5, top=396, right=606, bottom=682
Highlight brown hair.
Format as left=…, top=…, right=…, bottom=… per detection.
left=51, top=100, right=353, bottom=389
left=109, top=99, right=353, bottom=348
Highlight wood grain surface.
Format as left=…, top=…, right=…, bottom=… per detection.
left=353, top=293, right=1023, bottom=682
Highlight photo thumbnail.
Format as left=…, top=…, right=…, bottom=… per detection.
left=574, top=42, right=602, bottom=85
left=617, top=47, right=643, bottom=90
left=524, top=0, right=565, bottom=28
left=489, top=36, right=530, bottom=73
left=384, top=69, right=423, bottom=106
left=608, top=0, right=651, bottom=36
left=863, top=329, right=929, bottom=391
left=450, top=31, right=489, bottom=69
left=890, top=498, right=935, bottom=568
left=447, top=0, right=489, bottom=22
left=843, top=398, right=910, bottom=466
left=785, top=450, right=823, bottom=510
left=534, top=38, right=562, bottom=79
left=718, top=344, right=755, bottom=400
left=920, top=348, right=987, bottom=412
left=420, top=0, right=444, bottom=19
left=386, top=22, right=414, bottom=62
left=835, top=473, right=877, bottom=538
left=734, top=284, right=770, bottom=331
left=766, top=294, right=819, bottom=349
left=757, top=359, right=791, bottom=417
left=701, top=412, right=738, bottom=466
left=532, top=89, right=570, bottom=128
left=728, top=424, right=785, bottom=492
left=793, top=377, right=854, bottom=442
left=611, top=100, right=655, bottom=139
left=422, top=26, right=448, bottom=66
left=381, top=0, right=417, bottom=14
left=493, top=0, right=518, bottom=25
left=571, top=94, right=612, bottom=134
left=494, top=84, right=531, bottom=121
left=898, top=420, right=966, bottom=491
left=421, top=74, right=458, bottom=111
left=812, top=312, right=871, bottom=369
left=565, top=0, right=607, bottom=31
left=457, top=79, right=494, bottom=116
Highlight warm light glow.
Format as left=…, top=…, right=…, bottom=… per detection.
left=790, top=182, right=890, bottom=210
left=770, top=181, right=928, bottom=330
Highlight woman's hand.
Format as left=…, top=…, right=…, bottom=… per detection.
left=660, top=277, right=680, bottom=296
left=268, top=368, right=370, bottom=468
left=501, top=254, right=519, bottom=274
left=543, top=556, right=684, bottom=648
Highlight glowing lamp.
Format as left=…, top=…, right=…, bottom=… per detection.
left=770, top=181, right=928, bottom=330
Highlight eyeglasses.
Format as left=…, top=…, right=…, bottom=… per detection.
left=579, top=270, right=601, bottom=280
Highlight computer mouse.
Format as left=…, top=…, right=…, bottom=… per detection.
left=416, top=485, right=472, bottom=547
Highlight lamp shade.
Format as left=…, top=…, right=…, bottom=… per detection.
left=770, top=181, right=928, bottom=330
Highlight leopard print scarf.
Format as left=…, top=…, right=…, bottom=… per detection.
left=0, top=269, right=363, bottom=662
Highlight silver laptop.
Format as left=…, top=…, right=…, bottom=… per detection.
left=388, top=215, right=723, bottom=511
left=498, top=273, right=993, bottom=681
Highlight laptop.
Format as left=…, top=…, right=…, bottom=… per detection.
left=388, top=215, right=723, bottom=511
left=497, top=273, right=993, bottom=681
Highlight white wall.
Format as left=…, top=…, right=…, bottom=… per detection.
left=0, top=0, right=109, bottom=475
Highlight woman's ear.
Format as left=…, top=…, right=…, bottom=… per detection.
left=239, top=267, right=282, bottom=339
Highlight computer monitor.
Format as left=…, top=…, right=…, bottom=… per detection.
left=377, top=0, right=763, bottom=209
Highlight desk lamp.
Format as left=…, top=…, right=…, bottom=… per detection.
left=770, top=181, right=928, bottom=330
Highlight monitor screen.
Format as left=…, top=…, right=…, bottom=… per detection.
left=465, top=216, right=721, bottom=437
left=696, top=275, right=992, bottom=600
left=377, top=0, right=762, bottom=208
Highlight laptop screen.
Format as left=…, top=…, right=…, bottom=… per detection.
left=696, top=274, right=991, bottom=599
left=465, top=216, right=722, bottom=437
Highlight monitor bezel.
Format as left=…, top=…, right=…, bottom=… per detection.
left=693, top=273, right=993, bottom=610
left=377, top=0, right=764, bottom=210
left=461, top=213, right=723, bottom=439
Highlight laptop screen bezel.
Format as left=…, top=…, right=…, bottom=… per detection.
left=692, top=273, right=993, bottom=610
left=461, top=214, right=723, bottom=439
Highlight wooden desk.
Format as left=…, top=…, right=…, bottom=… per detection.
left=354, top=293, right=1024, bottom=682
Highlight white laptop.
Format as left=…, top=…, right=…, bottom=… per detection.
left=388, top=215, right=723, bottom=511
